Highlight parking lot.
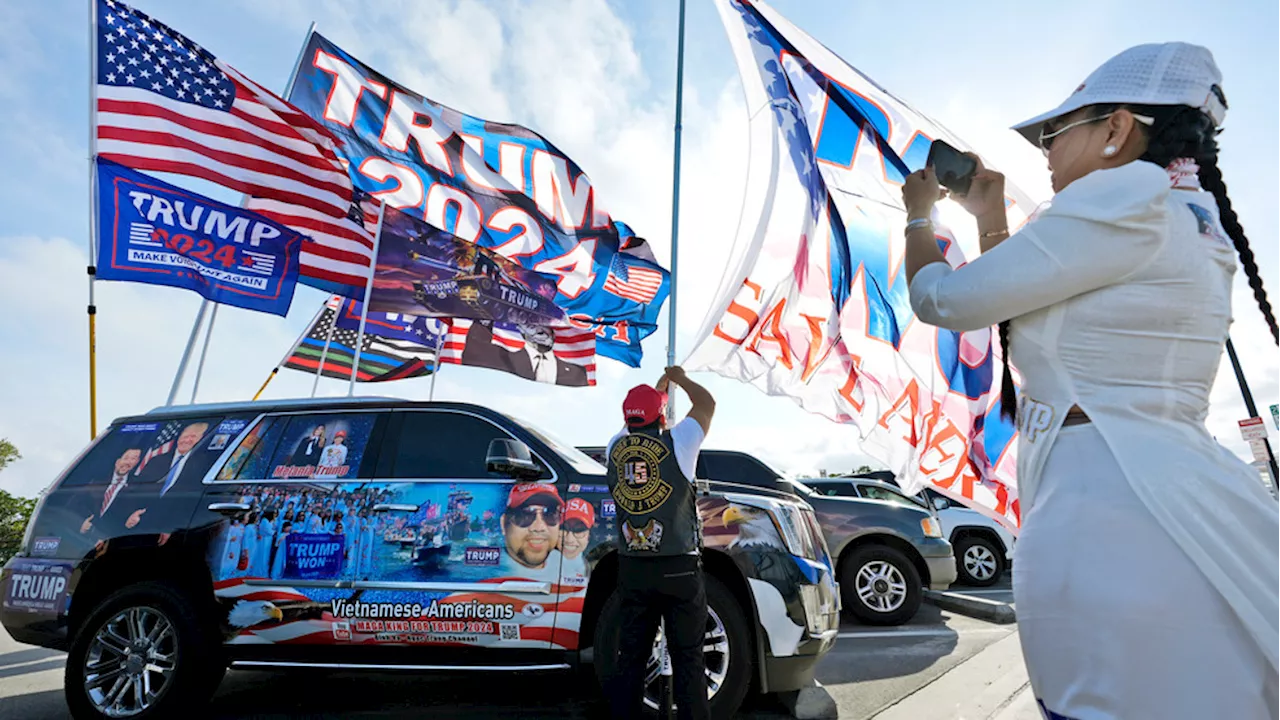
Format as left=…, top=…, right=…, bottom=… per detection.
left=0, top=579, right=1018, bottom=720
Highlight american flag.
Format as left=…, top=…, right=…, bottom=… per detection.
left=602, top=254, right=664, bottom=304
left=282, top=298, right=436, bottom=383
left=441, top=319, right=596, bottom=386
left=94, top=0, right=375, bottom=298
left=136, top=420, right=183, bottom=476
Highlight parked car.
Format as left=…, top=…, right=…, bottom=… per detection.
left=578, top=446, right=793, bottom=495
left=807, top=476, right=1015, bottom=586
left=2, top=398, right=839, bottom=720
left=785, top=477, right=956, bottom=625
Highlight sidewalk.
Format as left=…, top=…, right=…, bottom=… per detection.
left=873, top=631, right=1040, bottom=720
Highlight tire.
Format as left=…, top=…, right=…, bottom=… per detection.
left=840, top=544, right=923, bottom=626
left=954, top=535, right=1005, bottom=587
left=593, top=574, right=752, bottom=719
left=65, top=581, right=224, bottom=720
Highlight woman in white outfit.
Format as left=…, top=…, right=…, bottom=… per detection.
left=902, top=43, right=1278, bottom=719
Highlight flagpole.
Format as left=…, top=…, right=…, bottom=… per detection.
left=349, top=203, right=387, bottom=397
left=665, top=0, right=687, bottom=421
left=256, top=298, right=327, bottom=401
left=252, top=369, right=278, bottom=401
left=167, top=300, right=209, bottom=406
left=428, top=331, right=444, bottom=401
left=1225, top=335, right=1278, bottom=486
left=87, top=0, right=99, bottom=438
left=311, top=302, right=338, bottom=397
left=189, top=302, right=219, bottom=403
left=165, top=20, right=318, bottom=405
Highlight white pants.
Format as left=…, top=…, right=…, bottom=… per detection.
left=1014, top=423, right=1276, bottom=720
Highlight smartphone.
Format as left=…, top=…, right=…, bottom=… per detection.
left=926, top=139, right=977, bottom=196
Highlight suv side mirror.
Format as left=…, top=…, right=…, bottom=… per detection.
left=486, top=439, right=543, bottom=480
left=932, top=496, right=951, bottom=511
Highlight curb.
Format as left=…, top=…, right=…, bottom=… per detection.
left=923, top=590, right=1017, bottom=625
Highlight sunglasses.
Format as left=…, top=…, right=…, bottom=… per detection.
left=1039, top=112, right=1154, bottom=154
left=509, top=505, right=561, bottom=528
left=563, top=521, right=590, bottom=534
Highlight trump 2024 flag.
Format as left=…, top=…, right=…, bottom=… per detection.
left=96, top=159, right=302, bottom=316
left=687, top=0, right=1043, bottom=532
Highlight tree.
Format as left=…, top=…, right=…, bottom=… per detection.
left=853, top=464, right=876, bottom=475
left=0, top=438, right=18, bottom=471
left=0, top=439, right=33, bottom=565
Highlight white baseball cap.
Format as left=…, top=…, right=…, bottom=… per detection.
left=1012, top=42, right=1227, bottom=146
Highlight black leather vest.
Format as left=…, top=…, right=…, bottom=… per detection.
left=607, top=427, right=700, bottom=557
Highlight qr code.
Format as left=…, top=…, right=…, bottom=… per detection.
left=500, top=623, right=520, bottom=641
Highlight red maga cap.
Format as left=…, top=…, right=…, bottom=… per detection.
left=623, top=384, right=668, bottom=427
left=506, top=482, right=564, bottom=509
left=564, top=498, right=596, bottom=528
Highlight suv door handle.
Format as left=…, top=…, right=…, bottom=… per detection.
left=208, top=502, right=251, bottom=514
left=372, top=503, right=419, bottom=513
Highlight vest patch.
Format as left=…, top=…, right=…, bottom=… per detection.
left=609, top=435, right=675, bottom=514
left=622, top=518, right=664, bottom=552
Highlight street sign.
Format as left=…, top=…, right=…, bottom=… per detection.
left=1249, top=439, right=1271, bottom=464
left=1239, top=417, right=1268, bottom=442
left=1271, top=404, right=1278, bottom=431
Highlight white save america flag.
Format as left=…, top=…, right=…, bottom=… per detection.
left=689, top=0, right=1044, bottom=532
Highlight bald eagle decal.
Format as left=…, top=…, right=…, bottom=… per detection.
left=721, top=504, right=808, bottom=657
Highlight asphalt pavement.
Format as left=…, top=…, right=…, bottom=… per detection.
left=0, top=578, right=1021, bottom=719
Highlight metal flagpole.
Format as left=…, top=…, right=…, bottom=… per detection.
left=255, top=299, right=327, bottom=401
left=349, top=203, right=387, bottom=397
left=166, top=21, right=318, bottom=404
left=189, top=303, right=219, bottom=403
left=665, top=0, right=687, bottom=422
left=428, top=330, right=445, bottom=401
left=1225, top=336, right=1278, bottom=486
left=311, top=301, right=338, bottom=398
left=167, top=300, right=209, bottom=406
left=87, top=0, right=99, bottom=438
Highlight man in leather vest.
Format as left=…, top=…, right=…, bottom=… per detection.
left=606, top=366, right=715, bottom=720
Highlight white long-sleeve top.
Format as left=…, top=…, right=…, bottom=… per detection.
left=910, top=160, right=1279, bottom=671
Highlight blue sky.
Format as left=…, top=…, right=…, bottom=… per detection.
left=1, top=0, right=1276, bottom=497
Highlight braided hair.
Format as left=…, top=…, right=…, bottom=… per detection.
left=997, top=95, right=1279, bottom=421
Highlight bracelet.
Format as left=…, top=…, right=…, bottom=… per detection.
left=979, top=228, right=1010, bottom=239
left=905, top=218, right=933, bottom=233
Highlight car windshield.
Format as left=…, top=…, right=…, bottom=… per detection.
left=513, top=416, right=606, bottom=475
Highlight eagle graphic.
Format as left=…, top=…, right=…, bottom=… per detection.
left=622, top=518, right=664, bottom=552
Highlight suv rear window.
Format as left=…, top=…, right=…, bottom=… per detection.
left=61, top=415, right=233, bottom=489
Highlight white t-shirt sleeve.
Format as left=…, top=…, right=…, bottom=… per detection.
left=669, top=418, right=706, bottom=482
left=605, top=427, right=627, bottom=459
left=909, top=162, right=1171, bottom=332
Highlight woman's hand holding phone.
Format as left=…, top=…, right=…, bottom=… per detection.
left=951, top=155, right=1007, bottom=220
left=902, top=167, right=946, bottom=220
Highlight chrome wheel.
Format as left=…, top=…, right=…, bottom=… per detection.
left=84, top=607, right=177, bottom=717
left=964, top=544, right=998, bottom=581
left=856, top=560, right=907, bottom=613
left=642, top=605, right=730, bottom=710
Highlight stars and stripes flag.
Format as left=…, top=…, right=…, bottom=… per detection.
left=441, top=319, right=597, bottom=387
left=281, top=298, right=436, bottom=383
left=137, top=420, right=183, bottom=475
left=602, top=254, right=665, bottom=304
left=93, top=0, right=378, bottom=299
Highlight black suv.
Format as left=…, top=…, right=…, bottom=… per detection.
left=2, top=397, right=838, bottom=719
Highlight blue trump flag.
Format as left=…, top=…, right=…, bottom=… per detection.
left=95, top=159, right=303, bottom=316
left=283, top=32, right=668, bottom=366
